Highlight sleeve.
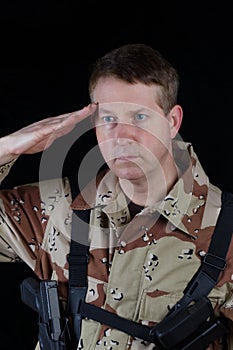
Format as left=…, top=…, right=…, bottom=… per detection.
left=0, top=171, right=73, bottom=281
left=0, top=181, right=50, bottom=271
left=0, top=158, right=18, bottom=185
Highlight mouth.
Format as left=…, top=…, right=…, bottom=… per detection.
left=115, top=155, right=139, bottom=161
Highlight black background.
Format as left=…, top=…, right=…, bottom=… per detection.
left=0, top=1, right=233, bottom=349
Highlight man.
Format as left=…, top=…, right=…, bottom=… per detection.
left=0, top=44, right=232, bottom=349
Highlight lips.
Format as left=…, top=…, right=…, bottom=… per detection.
left=115, top=155, right=139, bottom=160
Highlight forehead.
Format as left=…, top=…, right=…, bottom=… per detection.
left=92, top=77, right=163, bottom=112
left=97, top=102, right=163, bottom=120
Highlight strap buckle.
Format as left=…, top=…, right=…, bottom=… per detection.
left=67, top=253, right=89, bottom=265
left=203, top=253, right=226, bottom=271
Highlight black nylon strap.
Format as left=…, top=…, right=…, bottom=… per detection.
left=203, top=191, right=233, bottom=271
left=67, top=242, right=89, bottom=287
left=176, top=190, right=233, bottom=309
left=79, top=302, right=152, bottom=342
left=68, top=209, right=91, bottom=287
left=67, top=209, right=91, bottom=342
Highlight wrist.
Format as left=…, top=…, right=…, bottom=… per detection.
left=0, top=136, right=17, bottom=166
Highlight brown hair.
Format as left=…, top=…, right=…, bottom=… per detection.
left=88, top=43, right=180, bottom=115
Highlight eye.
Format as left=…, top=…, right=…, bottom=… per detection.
left=97, top=115, right=118, bottom=129
left=102, top=115, right=116, bottom=123
left=134, top=113, right=147, bottom=122
left=95, top=114, right=117, bottom=126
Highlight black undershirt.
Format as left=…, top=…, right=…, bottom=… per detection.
left=128, top=200, right=144, bottom=218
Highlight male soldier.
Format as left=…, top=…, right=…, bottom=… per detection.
left=0, top=44, right=233, bottom=349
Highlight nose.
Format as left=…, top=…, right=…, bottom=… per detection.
left=114, top=122, right=135, bottom=145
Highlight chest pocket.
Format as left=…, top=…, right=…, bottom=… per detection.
left=138, top=290, right=184, bottom=324
left=138, top=286, right=229, bottom=326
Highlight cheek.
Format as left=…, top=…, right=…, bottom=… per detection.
left=138, top=131, right=172, bottom=160
left=95, top=126, right=109, bottom=143
left=96, top=136, right=115, bottom=161
left=96, top=127, right=117, bottom=154
left=142, top=123, right=172, bottom=150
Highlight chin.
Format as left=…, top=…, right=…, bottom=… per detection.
left=114, top=167, right=145, bottom=180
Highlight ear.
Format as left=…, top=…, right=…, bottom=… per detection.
left=167, top=105, right=183, bottom=138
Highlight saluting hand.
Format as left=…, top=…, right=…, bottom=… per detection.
left=0, top=103, right=97, bottom=165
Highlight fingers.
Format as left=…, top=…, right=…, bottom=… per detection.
left=16, top=103, right=98, bottom=138
left=60, top=103, right=98, bottom=125
left=45, top=103, right=98, bottom=139
left=0, top=103, right=98, bottom=161
left=42, top=103, right=98, bottom=140
left=28, top=103, right=97, bottom=128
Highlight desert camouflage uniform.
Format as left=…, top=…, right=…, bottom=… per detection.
left=0, top=142, right=233, bottom=350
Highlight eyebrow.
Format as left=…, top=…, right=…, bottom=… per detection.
left=98, top=108, right=149, bottom=115
left=98, top=108, right=115, bottom=115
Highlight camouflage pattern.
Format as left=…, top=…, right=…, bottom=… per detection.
left=0, top=142, right=233, bottom=350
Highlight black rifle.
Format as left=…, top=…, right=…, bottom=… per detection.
left=20, top=277, right=75, bottom=350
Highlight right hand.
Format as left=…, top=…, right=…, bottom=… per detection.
left=0, top=103, right=97, bottom=165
